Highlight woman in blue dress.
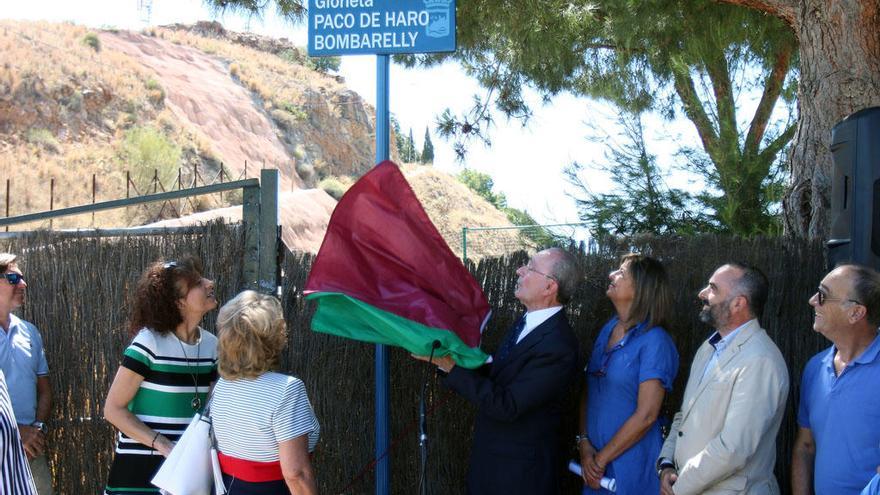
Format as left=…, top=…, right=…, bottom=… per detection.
left=578, top=253, right=679, bottom=494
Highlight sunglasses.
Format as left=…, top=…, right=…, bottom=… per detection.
left=588, top=345, right=621, bottom=378
left=163, top=261, right=179, bottom=270
left=815, top=288, right=861, bottom=306
left=4, top=273, right=24, bottom=285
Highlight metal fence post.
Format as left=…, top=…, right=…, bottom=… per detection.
left=258, top=169, right=279, bottom=294
left=242, top=183, right=261, bottom=290
left=462, top=226, right=468, bottom=263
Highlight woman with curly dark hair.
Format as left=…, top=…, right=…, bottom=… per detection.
left=102, top=256, right=219, bottom=495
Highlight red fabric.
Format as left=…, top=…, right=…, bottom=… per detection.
left=304, top=161, right=490, bottom=347
left=217, top=452, right=283, bottom=482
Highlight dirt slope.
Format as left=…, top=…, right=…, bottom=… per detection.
left=143, top=188, right=337, bottom=253
left=100, top=31, right=303, bottom=191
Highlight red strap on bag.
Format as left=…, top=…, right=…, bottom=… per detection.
left=217, top=452, right=284, bottom=482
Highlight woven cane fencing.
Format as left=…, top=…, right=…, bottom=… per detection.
left=4, top=230, right=826, bottom=494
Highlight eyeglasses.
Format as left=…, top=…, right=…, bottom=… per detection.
left=815, top=289, right=861, bottom=306
left=163, top=261, right=179, bottom=270
left=526, top=264, right=557, bottom=281
left=3, top=273, right=24, bottom=285
left=588, top=344, right=623, bottom=378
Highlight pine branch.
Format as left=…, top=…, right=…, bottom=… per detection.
left=758, top=122, right=797, bottom=163
left=744, top=41, right=794, bottom=157
left=714, top=0, right=799, bottom=29
left=672, top=69, right=720, bottom=162
left=703, top=48, right=739, bottom=162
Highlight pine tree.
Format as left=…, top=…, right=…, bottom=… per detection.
left=420, top=127, right=434, bottom=164
left=404, top=128, right=416, bottom=163
left=391, top=115, right=407, bottom=162
left=411, top=0, right=798, bottom=236
left=566, top=111, right=718, bottom=237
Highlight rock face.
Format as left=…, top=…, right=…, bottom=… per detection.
left=164, top=21, right=310, bottom=61
left=101, top=30, right=306, bottom=191
left=156, top=22, right=380, bottom=183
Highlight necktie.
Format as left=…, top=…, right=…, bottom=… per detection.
left=495, top=316, right=526, bottom=361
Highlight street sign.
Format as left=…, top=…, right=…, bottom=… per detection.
left=308, top=0, right=456, bottom=56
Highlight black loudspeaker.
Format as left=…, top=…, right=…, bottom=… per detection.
left=827, top=106, right=880, bottom=270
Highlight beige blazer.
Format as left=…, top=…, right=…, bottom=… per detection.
left=659, top=319, right=789, bottom=495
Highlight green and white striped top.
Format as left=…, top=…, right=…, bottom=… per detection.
left=104, top=327, right=217, bottom=495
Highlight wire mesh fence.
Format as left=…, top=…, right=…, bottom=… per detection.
left=458, top=223, right=589, bottom=262
left=4, top=229, right=827, bottom=494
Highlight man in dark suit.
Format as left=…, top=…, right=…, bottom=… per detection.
left=415, top=247, right=581, bottom=494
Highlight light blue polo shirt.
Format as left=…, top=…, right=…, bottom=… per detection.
left=798, top=332, right=880, bottom=495
left=0, top=313, right=49, bottom=424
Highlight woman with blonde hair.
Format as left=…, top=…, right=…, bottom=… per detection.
left=211, top=290, right=319, bottom=495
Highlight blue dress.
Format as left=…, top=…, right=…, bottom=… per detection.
left=582, top=317, right=679, bottom=495
left=863, top=473, right=880, bottom=495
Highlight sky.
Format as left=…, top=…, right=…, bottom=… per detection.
left=0, top=0, right=707, bottom=242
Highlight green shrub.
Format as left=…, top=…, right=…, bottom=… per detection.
left=145, top=79, right=165, bottom=105
left=305, top=56, right=341, bottom=73
left=280, top=101, right=307, bottom=121
left=65, top=91, right=83, bottom=112
left=26, top=128, right=60, bottom=153
left=82, top=32, right=101, bottom=52
left=120, top=126, right=181, bottom=188
left=279, top=49, right=302, bottom=65
left=319, top=177, right=348, bottom=200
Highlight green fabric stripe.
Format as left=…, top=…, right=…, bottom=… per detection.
left=307, top=292, right=488, bottom=369
left=149, top=362, right=215, bottom=374
left=123, top=347, right=213, bottom=373
left=122, top=348, right=151, bottom=366
left=128, top=387, right=205, bottom=418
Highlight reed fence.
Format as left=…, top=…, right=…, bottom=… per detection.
left=3, top=228, right=827, bottom=494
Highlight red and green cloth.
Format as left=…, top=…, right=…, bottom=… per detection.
left=304, top=161, right=490, bottom=368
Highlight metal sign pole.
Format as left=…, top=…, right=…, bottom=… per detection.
left=307, top=4, right=456, bottom=492
left=375, top=53, right=391, bottom=495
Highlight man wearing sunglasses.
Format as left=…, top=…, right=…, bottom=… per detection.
left=0, top=253, right=53, bottom=494
left=658, top=263, right=789, bottom=495
left=792, top=264, right=880, bottom=495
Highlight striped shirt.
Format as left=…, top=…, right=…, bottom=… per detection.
left=105, top=328, right=218, bottom=495
left=0, top=369, right=37, bottom=495
left=212, top=372, right=320, bottom=462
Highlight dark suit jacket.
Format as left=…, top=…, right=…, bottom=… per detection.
left=444, top=310, right=580, bottom=495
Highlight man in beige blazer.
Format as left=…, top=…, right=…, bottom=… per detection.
left=658, top=263, right=789, bottom=495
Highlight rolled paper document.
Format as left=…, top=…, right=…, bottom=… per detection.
left=568, top=459, right=617, bottom=493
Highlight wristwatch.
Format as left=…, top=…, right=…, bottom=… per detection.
left=31, top=421, right=48, bottom=434
left=656, top=457, right=675, bottom=479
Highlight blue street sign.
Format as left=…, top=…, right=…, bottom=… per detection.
left=308, top=0, right=456, bottom=56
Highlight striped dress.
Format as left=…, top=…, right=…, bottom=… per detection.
left=104, top=328, right=218, bottom=495
left=211, top=372, right=319, bottom=493
left=0, top=369, right=37, bottom=495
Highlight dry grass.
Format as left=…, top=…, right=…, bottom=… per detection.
left=0, top=21, right=225, bottom=228
left=151, top=27, right=344, bottom=114
left=403, top=165, right=528, bottom=258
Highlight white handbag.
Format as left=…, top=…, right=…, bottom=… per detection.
left=151, top=402, right=227, bottom=495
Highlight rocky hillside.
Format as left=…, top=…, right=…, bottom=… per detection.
left=0, top=20, right=524, bottom=257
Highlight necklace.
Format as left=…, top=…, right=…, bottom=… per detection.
left=176, top=331, right=202, bottom=412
